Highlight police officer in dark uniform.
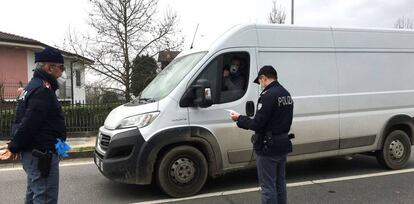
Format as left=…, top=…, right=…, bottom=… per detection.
left=230, top=65, right=293, bottom=204
left=0, top=47, right=67, bottom=204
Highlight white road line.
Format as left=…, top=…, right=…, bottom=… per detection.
left=60, top=161, right=94, bottom=167
left=132, top=187, right=262, bottom=204
left=287, top=181, right=314, bottom=187
left=0, top=167, right=24, bottom=172
left=0, top=161, right=94, bottom=172
left=132, top=168, right=414, bottom=204
left=310, top=168, right=414, bottom=184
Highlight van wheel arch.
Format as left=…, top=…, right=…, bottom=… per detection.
left=378, top=115, right=414, bottom=149
left=138, top=127, right=223, bottom=185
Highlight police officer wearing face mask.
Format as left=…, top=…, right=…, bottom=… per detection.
left=0, top=47, right=67, bottom=204
left=230, top=65, right=294, bottom=204
left=223, top=57, right=245, bottom=91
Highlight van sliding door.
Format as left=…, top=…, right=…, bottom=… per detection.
left=257, top=49, right=340, bottom=158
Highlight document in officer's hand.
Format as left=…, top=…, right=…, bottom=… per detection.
left=225, top=109, right=235, bottom=113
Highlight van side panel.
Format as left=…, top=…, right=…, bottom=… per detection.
left=332, top=28, right=414, bottom=49
left=334, top=29, right=414, bottom=154
left=256, top=28, right=340, bottom=160
left=258, top=50, right=339, bottom=159
left=256, top=26, right=333, bottom=48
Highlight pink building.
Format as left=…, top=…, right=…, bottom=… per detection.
left=0, top=31, right=92, bottom=102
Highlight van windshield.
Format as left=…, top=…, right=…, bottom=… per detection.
left=135, top=51, right=207, bottom=103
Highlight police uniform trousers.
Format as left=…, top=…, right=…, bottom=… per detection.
left=21, top=151, right=59, bottom=204
left=256, top=153, right=287, bottom=204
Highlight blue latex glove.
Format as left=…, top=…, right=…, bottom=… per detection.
left=55, top=138, right=71, bottom=158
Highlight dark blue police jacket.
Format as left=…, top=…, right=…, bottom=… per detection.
left=237, top=81, right=294, bottom=156
left=8, top=69, right=66, bottom=153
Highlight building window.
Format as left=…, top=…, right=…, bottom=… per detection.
left=75, top=70, right=81, bottom=87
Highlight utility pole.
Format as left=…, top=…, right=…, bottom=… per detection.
left=291, top=0, right=294, bottom=24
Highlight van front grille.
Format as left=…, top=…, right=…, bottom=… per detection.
left=100, top=134, right=111, bottom=151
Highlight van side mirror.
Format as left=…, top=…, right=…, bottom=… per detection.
left=180, top=79, right=213, bottom=108
left=193, top=79, right=213, bottom=108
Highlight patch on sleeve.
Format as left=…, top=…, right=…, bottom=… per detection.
left=19, top=90, right=28, bottom=100
left=258, top=103, right=263, bottom=110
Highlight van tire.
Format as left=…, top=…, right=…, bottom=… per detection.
left=155, top=145, right=208, bottom=197
left=376, top=130, right=411, bottom=169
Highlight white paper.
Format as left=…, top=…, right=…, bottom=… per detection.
left=225, top=109, right=235, bottom=113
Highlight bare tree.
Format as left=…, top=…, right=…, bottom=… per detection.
left=64, top=0, right=183, bottom=101
left=394, top=16, right=413, bottom=29
left=268, top=0, right=286, bottom=24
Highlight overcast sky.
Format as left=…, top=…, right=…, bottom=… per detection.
left=0, top=0, right=413, bottom=50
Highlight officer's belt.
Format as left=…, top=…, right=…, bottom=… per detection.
left=265, top=131, right=289, bottom=138
left=33, top=148, right=57, bottom=154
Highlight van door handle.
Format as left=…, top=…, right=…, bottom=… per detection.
left=246, top=101, right=255, bottom=117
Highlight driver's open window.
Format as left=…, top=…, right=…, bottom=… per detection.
left=195, top=52, right=250, bottom=104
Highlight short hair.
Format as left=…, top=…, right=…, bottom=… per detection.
left=266, top=73, right=277, bottom=80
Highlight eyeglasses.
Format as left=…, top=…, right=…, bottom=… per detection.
left=49, top=63, right=65, bottom=71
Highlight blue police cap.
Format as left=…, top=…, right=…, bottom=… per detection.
left=254, top=65, right=278, bottom=84
left=35, top=47, right=64, bottom=64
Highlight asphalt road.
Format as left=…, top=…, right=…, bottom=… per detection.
left=1, top=149, right=413, bottom=204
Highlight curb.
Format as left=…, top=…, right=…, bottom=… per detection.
left=0, top=147, right=95, bottom=165
left=66, top=149, right=95, bottom=159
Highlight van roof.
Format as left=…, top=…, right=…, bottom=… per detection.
left=177, top=24, right=414, bottom=59
left=217, top=24, right=414, bottom=50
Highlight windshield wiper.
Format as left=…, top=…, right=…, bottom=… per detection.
left=138, top=97, right=155, bottom=103
left=129, top=96, right=156, bottom=105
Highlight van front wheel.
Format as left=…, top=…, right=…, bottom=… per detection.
left=376, top=130, right=411, bottom=169
left=156, top=145, right=208, bottom=197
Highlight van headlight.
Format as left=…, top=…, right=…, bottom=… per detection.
left=118, top=111, right=160, bottom=129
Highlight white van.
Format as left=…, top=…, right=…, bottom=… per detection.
left=94, top=24, right=414, bottom=197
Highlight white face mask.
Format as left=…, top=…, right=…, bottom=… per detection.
left=259, top=83, right=265, bottom=91
left=230, top=65, right=239, bottom=74
left=57, top=71, right=67, bottom=84
left=259, top=78, right=266, bottom=91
